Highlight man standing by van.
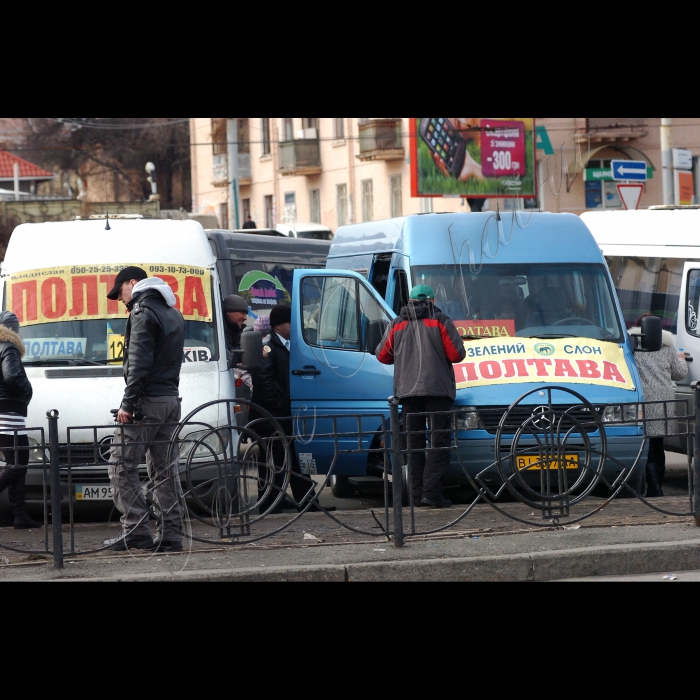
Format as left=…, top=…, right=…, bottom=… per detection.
left=376, top=285, right=466, bottom=508
left=105, top=267, right=186, bottom=552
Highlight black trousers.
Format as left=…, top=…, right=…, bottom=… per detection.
left=256, top=420, right=313, bottom=513
left=0, top=434, right=30, bottom=518
left=646, top=437, right=666, bottom=495
left=402, top=397, right=454, bottom=503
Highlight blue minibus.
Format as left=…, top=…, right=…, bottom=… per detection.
left=286, top=212, right=653, bottom=497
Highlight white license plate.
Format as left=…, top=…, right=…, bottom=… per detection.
left=76, top=485, right=113, bottom=501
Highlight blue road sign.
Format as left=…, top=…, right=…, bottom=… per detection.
left=611, top=160, right=648, bottom=181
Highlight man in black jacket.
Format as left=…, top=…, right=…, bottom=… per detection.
left=105, top=267, right=186, bottom=552
left=250, top=305, right=333, bottom=514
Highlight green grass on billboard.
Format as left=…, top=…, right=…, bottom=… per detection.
left=416, top=120, right=536, bottom=198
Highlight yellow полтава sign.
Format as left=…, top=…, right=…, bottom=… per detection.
left=7, top=263, right=212, bottom=326
left=454, top=337, right=635, bottom=391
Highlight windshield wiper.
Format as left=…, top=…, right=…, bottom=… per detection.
left=529, top=334, right=578, bottom=339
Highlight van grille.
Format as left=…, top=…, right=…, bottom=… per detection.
left=478, top=405, right=602, bottom=436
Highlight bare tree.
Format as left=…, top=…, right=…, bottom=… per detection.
left=22, top=118, right=192, bottom=209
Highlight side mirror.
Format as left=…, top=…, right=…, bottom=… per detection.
left=240, top=330, right=263, bottom=370
left=640, top=315, right=662, bottom=353
left=367, top=319, right=389, bottom=356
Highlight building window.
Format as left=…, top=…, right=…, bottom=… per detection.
left=584, top=159, right=624, bottom=210
left=219, top=202, right=229, bottom=230
left=302, top=118, right=318, bottom=133
left=242, top=198, right=251, bottom=222
left=337, top=184, right=348, bottom=227
left=261, top=118, right=271, bottom=156
left=238, top=119, right=250, bottom=154
left=361, top=179, right=374, bottom=222
left=310, top=189, right=321, bottom=224
left=284, top=192, right=296, bottom=224
left=211, top=118, right=228, bottom=156
left=283, top=118, right=294, bottom=142
left=334, top=119, right=345, bottom=140
left=390, top=175, right=403, bottom=218
left=265, top=195, right=274, bottom=228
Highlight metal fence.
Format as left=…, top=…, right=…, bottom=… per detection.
left=2, top=385, right=700, bottom=570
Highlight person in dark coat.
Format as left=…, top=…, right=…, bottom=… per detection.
left=249, top=304, right=334, bottom=514
left=242, top=216, right=257, bottom=230
left=0, top=311, right=39, bottom=529
left=376, top=284, right=466, bottom=508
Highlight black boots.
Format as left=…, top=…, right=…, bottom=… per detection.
left=0, top=467, right=40, bottom=529
left=646, top=463, right=665, bottom=498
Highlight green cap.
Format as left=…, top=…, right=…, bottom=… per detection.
left=410, top=284, right=435, bottom=301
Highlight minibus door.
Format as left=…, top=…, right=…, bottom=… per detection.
left=671, top=262, right=700, bottom=452
left=676, top=263, right=700, bottom=386
left=289, top=269, right=395, bottom=475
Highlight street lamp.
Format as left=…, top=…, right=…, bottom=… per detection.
left=145, top=162, right=158, bottom=201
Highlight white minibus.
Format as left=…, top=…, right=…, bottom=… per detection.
left=582, top=207, right=700, bottom=452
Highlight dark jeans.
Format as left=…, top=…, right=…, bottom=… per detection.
left=0, top=434, right=31, bottom=518
left=646, top=437, right=666, bottom=496
left=402, top=397, right=454, bottom=503
left=256, top=419, right=314, bottom=513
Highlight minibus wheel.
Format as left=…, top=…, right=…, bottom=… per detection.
left=330, top=475, right=354, bottom=498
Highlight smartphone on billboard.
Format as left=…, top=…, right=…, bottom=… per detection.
left=480, top=119, right=527, bottom=178
left=419, top=118, right=467, bottom=178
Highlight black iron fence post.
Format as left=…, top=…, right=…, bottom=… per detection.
left=389, top=397, right=404, bottom=548
left=694, top=385, right=700, bottom=527
left=47, top=410, right=63, bottom=570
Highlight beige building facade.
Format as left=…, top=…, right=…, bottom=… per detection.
left=190, top=118, right=700, bottom=230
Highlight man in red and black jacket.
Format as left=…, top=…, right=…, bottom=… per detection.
left=376, top=285, right=466, bottom=508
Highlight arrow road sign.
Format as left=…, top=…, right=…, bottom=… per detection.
left=611, top=160, right=648, bottom=181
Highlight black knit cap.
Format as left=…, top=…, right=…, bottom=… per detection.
left=106, top=266, right=148, bottom=300
left=270, top=304, right=292, bottom=327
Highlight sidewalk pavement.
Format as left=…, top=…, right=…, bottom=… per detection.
left=2, top=497, right=700, bottom=582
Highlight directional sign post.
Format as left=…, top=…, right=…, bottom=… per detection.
left=611, top=160, right=648, bottom=182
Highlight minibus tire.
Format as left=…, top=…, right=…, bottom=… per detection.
left=330, top=475, right=354, bottom=499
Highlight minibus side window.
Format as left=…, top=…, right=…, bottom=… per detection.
left=302, top=276, right=359, bottom=351
left=687, top=271, right=700, bottom=337
left=300, top=276, right=390, bottom=353
left=393, top=270, right=409, bottom=315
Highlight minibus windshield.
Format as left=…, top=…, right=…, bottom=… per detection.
left=19, top=318, right=218, bottom=365
left=413, top=263, right=623, bottom=343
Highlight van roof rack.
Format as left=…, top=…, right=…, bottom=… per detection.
left=74, top=215, right=145, bottom=220
left=648, top=205, right=700, bottom=211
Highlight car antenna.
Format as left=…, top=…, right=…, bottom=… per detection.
left=105, top=212, right=111, bottom=231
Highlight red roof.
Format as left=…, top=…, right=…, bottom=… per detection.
left=0, top=150, right=53, bottom=180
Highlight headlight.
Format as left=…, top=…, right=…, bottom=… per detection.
left=179, top=430, right=228, bottom=460
left=457, top=408, right=481, bottom=431
left=28, top=437, right=48, bottom=464
left=602, top=405, right=642, bottom=424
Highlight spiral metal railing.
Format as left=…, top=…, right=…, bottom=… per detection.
left=1, top=386, right=699, bottom=570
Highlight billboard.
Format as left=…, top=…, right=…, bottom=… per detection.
left=411, top=118, right=536, bottom=199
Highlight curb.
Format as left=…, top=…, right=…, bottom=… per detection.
left=48, top=538, right=700, bottom=582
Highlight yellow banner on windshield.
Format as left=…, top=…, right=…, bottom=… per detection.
left=454, top=338, right=635, bottom=392
left=7, top=263, right=212, bottom=326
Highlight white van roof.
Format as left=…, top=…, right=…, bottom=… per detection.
left=582, top=209, right=700, bottom=248
left=3, top=217, right=216, bottom=273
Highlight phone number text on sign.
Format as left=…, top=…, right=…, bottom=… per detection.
left=8, top=263, right=213, bottom=326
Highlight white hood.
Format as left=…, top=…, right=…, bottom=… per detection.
left=132, top=277, right=177, bottom=307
